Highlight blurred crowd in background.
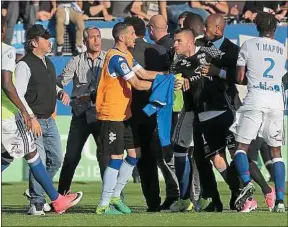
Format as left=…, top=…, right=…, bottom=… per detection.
left=1, top=1, right=288, bottom=55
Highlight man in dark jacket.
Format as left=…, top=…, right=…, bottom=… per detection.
left=124, top=16, right=179, bottom=212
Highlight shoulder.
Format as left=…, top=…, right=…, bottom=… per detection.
left=16, top=60, right=29, bottom=70
left=2, top=43, right=16, bottom=56
left=223, top=38, right=239, bottom=51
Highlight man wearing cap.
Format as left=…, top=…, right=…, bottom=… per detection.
left=14, top=24, right=68, bottom=215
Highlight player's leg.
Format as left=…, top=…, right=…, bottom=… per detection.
left=111, top=119, right=141, bottom=214
left=96, top=120, right=125, bottom=215
left=2, top=114, right=83, bottom=214
left=200, top=110, right=240, bottom=212
left=259, top=138, right=274, bottom=181
left=1, top=147, right=14, bottom=172
left=193, top=119, right=221, bottom=212
left=246, top=137, right=274, bottom=210
left=262, top=110, right=285, bottom=212
left=170, top=110, right=193, bottom=212
left=230, top=110, right=264, bottom=211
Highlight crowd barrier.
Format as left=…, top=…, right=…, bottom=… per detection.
left=2, top=21, right=287, bottom=182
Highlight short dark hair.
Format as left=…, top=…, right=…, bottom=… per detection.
left=183, top=13, right=204, bottom=37
left=254, top=12, right=278, bottom=35
left=174, top=28, right=195, bottom=39
left=178, top=11, right=195, bottom=20
left=124, top=16, right=145, bottom=37
left=112, top=22, right=131, bottom=40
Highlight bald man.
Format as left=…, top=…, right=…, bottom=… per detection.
left=147, top=14, right=180, bottom=210
left=147, top=15, right=173, bottom=54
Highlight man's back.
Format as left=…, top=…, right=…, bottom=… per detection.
left=237, top=37, right=287, bottom=110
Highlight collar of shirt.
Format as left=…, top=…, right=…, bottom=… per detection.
left=84, top=50, right=105, bottom=63
left=157, top=34, right=171, bottom=45
left=212, top=36, right=225, bottom=49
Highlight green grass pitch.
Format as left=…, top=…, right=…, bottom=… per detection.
left=1, top=182, right=287, bottom=226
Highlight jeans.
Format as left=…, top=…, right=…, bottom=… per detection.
left=29, top=117, right=63, bottom=205
left=167, top=3, right=210, bottom=25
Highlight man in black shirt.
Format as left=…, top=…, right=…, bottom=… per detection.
left=124, top=16, right=179, bottom=212
left=172, top=28, right=242, bottom=212
left=147, top=15, right=173, bottom=54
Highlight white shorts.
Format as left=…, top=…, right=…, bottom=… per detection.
left=172, top=110, right=194, bottom=148
left=230, top=108, right=284, bottom=147
left=1, top=113, right=36, bottom=159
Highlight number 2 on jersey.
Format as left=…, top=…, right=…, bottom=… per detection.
left=263, top=58, right=275, bottom=78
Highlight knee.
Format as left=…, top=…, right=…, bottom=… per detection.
left=270, top=147, right=282, bottom=158
left=237, top=143, right=249, bottom=152
left=24, top=150, right=38, bottom=161
left=211, top=153, right=227, bottom=170
left=127, top=147, right=141, bottom=159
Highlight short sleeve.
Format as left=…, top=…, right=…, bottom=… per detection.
left=108, top=55, right=135, bottom=80
left=237, top=41, right=248, bottom=67
left=2, top=46, right=16, bottom=72
left=132, top=58, right=143, bottom=72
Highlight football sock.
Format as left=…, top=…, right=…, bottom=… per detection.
left=113, top=156, right=138, bottom=198
left=248, top=158, right=271, bottom=195
left=272, top=158, right=285, bottom=201
left=99, top=159, right=123, bottom=206
left=27, top=153, right=59, bottom=201
left=174, top=149, right=191, bottom=199
left=233, top=150, right=251, bottom=185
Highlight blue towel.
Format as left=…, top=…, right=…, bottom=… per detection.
left=143, top=74, right=175, bottom=146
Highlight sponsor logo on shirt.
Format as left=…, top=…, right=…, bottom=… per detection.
left=120, top=62, right=130, bottom=74
left=253, top=82, right=281, bottom=92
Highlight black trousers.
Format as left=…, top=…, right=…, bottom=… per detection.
left=136, top=117, right=161, bottom=209
left=58, top=114, right=110, bottom=194
left=193, top=121, right=221, bottom=203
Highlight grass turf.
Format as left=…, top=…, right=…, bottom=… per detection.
left=1, top=182, right=288, bottom=226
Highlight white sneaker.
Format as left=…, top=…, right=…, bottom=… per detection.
left=27, top=203, right=45, bottom=216
left=43, top=203, right=52, bottom=212
left=24, top=189, right=51, bottom=212
left=273, top=203, right=286, bottom=213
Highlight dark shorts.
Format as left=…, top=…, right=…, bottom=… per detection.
left=99, top=119, right=140, bottom=155
left=198, top=110, right=236, bottom=159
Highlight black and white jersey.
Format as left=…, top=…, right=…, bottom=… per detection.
left=173, top=46, right=230, bottom=113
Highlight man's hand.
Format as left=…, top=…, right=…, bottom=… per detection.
left=59, top=91, right=70, bottom=105
left=50, top=7, right=57, bottom=17
left=31, top=117, right=42, bottom=137
left=201, top=64, right=220, bottom=76
left=21, top=111, right=32, bottom=131
left=174, top=77, right=184, bottom=91
left=183, top=78, right=190, bottom=91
